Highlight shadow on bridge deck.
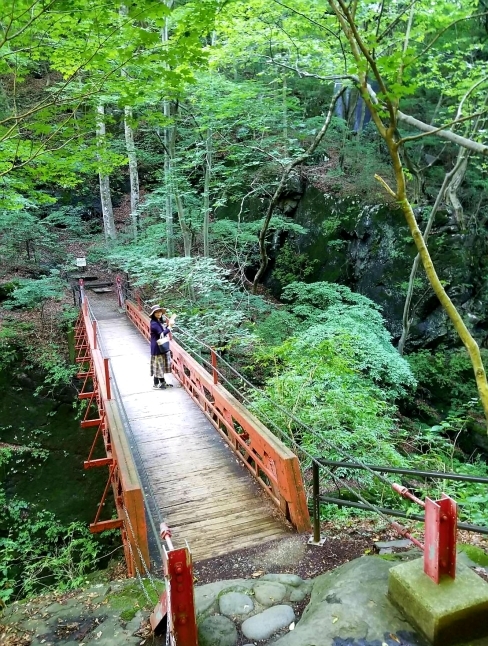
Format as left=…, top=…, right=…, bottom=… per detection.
left=88, top=292, right=292, bottom=562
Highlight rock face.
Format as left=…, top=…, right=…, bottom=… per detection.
left=198, top=615, right=238, bottom=646
left=273, top=186, right=488, bottom=350
left=4, top=555, right=488, bottom=646
left=218, top=592, right=254, bottom=617
left=1, top=580, right=165, bottom=646
left=253, top=582, right=287, bottom=606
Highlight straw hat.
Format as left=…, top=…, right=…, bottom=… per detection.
left=149, top=304, right=165, bottom=317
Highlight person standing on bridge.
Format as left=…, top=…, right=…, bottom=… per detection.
left=149, top=305, right=172, bottom=389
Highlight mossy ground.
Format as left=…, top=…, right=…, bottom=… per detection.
left=458, top=544, right=488, bottom=567
left=107, top=579, right=165, bottom=622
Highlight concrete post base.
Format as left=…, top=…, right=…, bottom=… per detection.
left=388, top=558, right=488, bottom=645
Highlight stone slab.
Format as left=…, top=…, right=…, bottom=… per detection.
left=253, top=581, right=287, bottom=606
left=389, top=558, right=488, bottom=645
left=241, top=605, right=295, bottom=641
left=218, top=591, right=254, bottom=617
left=198, top=615, right=237, bottom=646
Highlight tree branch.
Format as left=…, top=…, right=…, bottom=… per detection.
left=410, top=11, right=488, bottom=64
left=397, top=110, right=488, bottom=153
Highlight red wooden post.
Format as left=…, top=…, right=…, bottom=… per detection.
left=211, top=349, right=218, bottom=385
left=104, top=358, right=111, bottom=400
left=393, top=484, right=457, bottom=583
left=150, top=523, right=198, bottom=645
left=116, top=275, right=124, bottom=307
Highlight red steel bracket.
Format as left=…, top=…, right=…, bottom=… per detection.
left=424, top=494, right=457, bottom=583
left=392, top=483, right=457, bottom=583
left=150, top=525, right=198, bottom=645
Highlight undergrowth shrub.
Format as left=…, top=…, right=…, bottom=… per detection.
left=281, top=281, right=416, bottom=399
left=0, top=500, right=102, bottom=603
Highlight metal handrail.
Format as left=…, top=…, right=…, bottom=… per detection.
left=318, top=459, right=488, bottom=484
left=310, top=460, right=488, bottom=541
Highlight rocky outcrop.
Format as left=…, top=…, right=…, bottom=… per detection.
left=275, top=185, right=488, bottom=350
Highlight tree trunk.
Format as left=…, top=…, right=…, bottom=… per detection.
left=445, top=155, right=468, bottom=230
left=398, top=151, right=469, bottom=355
left=282, top=73, right=288, bottom=156
left=325, top=0, right=488, bottom=430
left=162, top=1, right=175, bottom=258
left=120, top=4, right=139, bottom=239
left=163, top=101, right=174, bottom=259
left=96, top=104, right=116, bottom=241
left=175, top=193, right=192, bottom=257
left=384, top=141, right=488, bottom=426
left=124, top=105, right=140, bottom=238
left=203, top=128, right=212, bottom=257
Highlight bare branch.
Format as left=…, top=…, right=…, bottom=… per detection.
left=374, top=174, right=396, bottom=197
left=397, top=110, right=488, bottom=152
left=377, top=0, right=417, bottom=43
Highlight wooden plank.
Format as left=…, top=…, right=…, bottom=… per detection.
left=167, top=504, right=279, bottom=527
left=177, top=521, right=288, bottom=551
left=168, top=507, right=279, bottom=532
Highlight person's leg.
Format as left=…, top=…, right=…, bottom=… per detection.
left=162, top=352, right=173, bottom=387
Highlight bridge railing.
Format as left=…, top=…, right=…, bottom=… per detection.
left=75, top=295, right=149, bottom=576
left=124, top=297, right=311, bottom=533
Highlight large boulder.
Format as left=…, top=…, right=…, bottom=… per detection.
left=272, top=556, right=424, bottom=646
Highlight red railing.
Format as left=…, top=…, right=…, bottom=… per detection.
left=75, top=298, right=149, bottom=576
left=125, top=298, right=311, bottom=533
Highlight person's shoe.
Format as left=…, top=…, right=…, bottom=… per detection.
left=152, top=384, right=160, bottom=390
left=163, top=381, right=173, bottom=387
left=158, top=382, right=167, bottom=389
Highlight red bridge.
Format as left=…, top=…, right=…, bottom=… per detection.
left=74, top=282, right=310, bottom=639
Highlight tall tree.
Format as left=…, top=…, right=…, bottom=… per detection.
left=321, top=0, right=488, bottom=427
left=96, top=104, right=116, bottom=241
left=120, top=4, right=140, bottom=239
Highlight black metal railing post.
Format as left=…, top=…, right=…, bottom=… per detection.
left=313, top=461, right=321, bottom=543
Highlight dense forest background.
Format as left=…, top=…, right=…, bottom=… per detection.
left=1, top=0, right=488, bottom=601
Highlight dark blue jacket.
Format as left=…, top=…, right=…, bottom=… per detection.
left=150, top=319, right=170, bottom=356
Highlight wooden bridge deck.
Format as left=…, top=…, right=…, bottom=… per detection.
left=88, top=293, right=291, bottom=561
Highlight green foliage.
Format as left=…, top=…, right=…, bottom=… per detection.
left=250, top=332, right=407, bottom=466
left=407, top=348, right=486, bottom=409
left=0, top=501, right=102, bottom=603
left=273, top=241, right=319, bottom=289
left=27, top=343, right=78, bottom=395
left=254, top=309, right=301, bottom=347
left=3, top=272, right=66, bottom=313
left=247, top=283, right=415, bottom=470
left=0, top=321, right=26, bottom=371
left=281, top=282, right=416, bottom=399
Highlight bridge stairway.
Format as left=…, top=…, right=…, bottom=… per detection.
left=87, top=292, right=292, bottom=561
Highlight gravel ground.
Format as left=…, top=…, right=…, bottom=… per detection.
left=193, top=531, right=371, bottom=585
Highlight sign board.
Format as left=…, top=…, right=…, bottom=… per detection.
left=76, top=257, right=87, bottom=268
